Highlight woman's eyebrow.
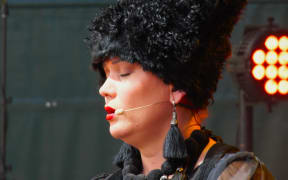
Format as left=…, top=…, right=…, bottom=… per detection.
left=112, top=59, right=121, bottom=64
left=102, top=58, right=121, bottom=70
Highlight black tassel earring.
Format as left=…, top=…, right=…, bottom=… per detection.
left=163, top=99, right=188, bottom=160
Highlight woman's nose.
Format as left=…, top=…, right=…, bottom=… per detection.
left=99, top=78, right=116, bottom=99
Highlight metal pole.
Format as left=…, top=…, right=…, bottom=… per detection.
left=237, top=90, right=253, bottom=152
left=1, top=0, right=8, bottom=179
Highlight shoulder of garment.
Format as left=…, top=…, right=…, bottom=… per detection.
left=209, top=151, right=275, bottom=180
left=188, top=143, right=275, bottom=180
left=216, top=156, right=275, bottom=180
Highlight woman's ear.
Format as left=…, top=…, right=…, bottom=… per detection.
left=170, top=87, right=186, bottom=104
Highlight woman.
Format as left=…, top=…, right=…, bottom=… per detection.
left=87, top=0, right=274, bottom=179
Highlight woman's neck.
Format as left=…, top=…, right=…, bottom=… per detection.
left=133, top=122, right=168, bottom=175
left=138, top=107, right=204, bottom=175
left=140, top=148, right=166, bottom=175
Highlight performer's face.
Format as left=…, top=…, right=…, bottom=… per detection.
left=99, top=57, right=172, bottom=146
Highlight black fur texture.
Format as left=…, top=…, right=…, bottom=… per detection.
left=87, top=0, right=247, bottom=111
left=113, top=143, right=142, bottom=172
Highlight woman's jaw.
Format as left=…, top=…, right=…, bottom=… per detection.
left=107, top=102, right=172, bottom=148
left=105, top=102, right=203, bottom=151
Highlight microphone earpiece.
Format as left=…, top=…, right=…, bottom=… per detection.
left=115, top=109, right=124, bottom=115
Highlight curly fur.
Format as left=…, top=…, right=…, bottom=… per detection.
left=87, top=0, right=247, bottom=110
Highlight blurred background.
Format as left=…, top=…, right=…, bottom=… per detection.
left=0, top=0, right=287, bottom=179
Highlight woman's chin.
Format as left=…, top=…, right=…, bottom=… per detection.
left=109, top=122, right=132, bottom=140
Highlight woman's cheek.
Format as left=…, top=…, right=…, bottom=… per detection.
left=119, top=82, right=143, bottom=104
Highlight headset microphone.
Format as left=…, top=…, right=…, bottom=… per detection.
left=114, top=101, right=169, bottom=115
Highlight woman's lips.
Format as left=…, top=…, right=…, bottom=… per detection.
left=106, top=114, right=114, bottom=121
left=105, top=106, right=115, bottom=120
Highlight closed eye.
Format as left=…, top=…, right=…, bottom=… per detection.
left=120, top=73, right=130, bottom=77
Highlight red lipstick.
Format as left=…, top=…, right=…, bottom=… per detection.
left=105, top=106, right=115, bottom=120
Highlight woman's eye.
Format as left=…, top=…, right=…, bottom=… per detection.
left=120, top=73, right=130, bottom=77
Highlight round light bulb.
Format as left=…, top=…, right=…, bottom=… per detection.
left=266, top=65, right=278, bottom=79
left=266, top=51, right=278, bottom=65
left=265, top=35, right=279, bottom=50
left=252, top=49, right=265, bottom=65
left=265, top=80, right=278, bottom=95
left=252, top=65, right=265, bottom=80
left=279, top=52, right=288, bottom=65
left=279, top=80, right=288, bottom=95
left=279, top=36, right=288, bottom=51
left=278, top=66, right=288, bottom=79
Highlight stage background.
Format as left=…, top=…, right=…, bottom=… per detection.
left=0, top=0, right=287, bottom=179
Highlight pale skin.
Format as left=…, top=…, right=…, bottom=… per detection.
left=99, top=58, right=216, bottom=175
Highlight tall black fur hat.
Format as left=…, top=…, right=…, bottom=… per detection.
left=87, top=0, right=247, bottom=110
